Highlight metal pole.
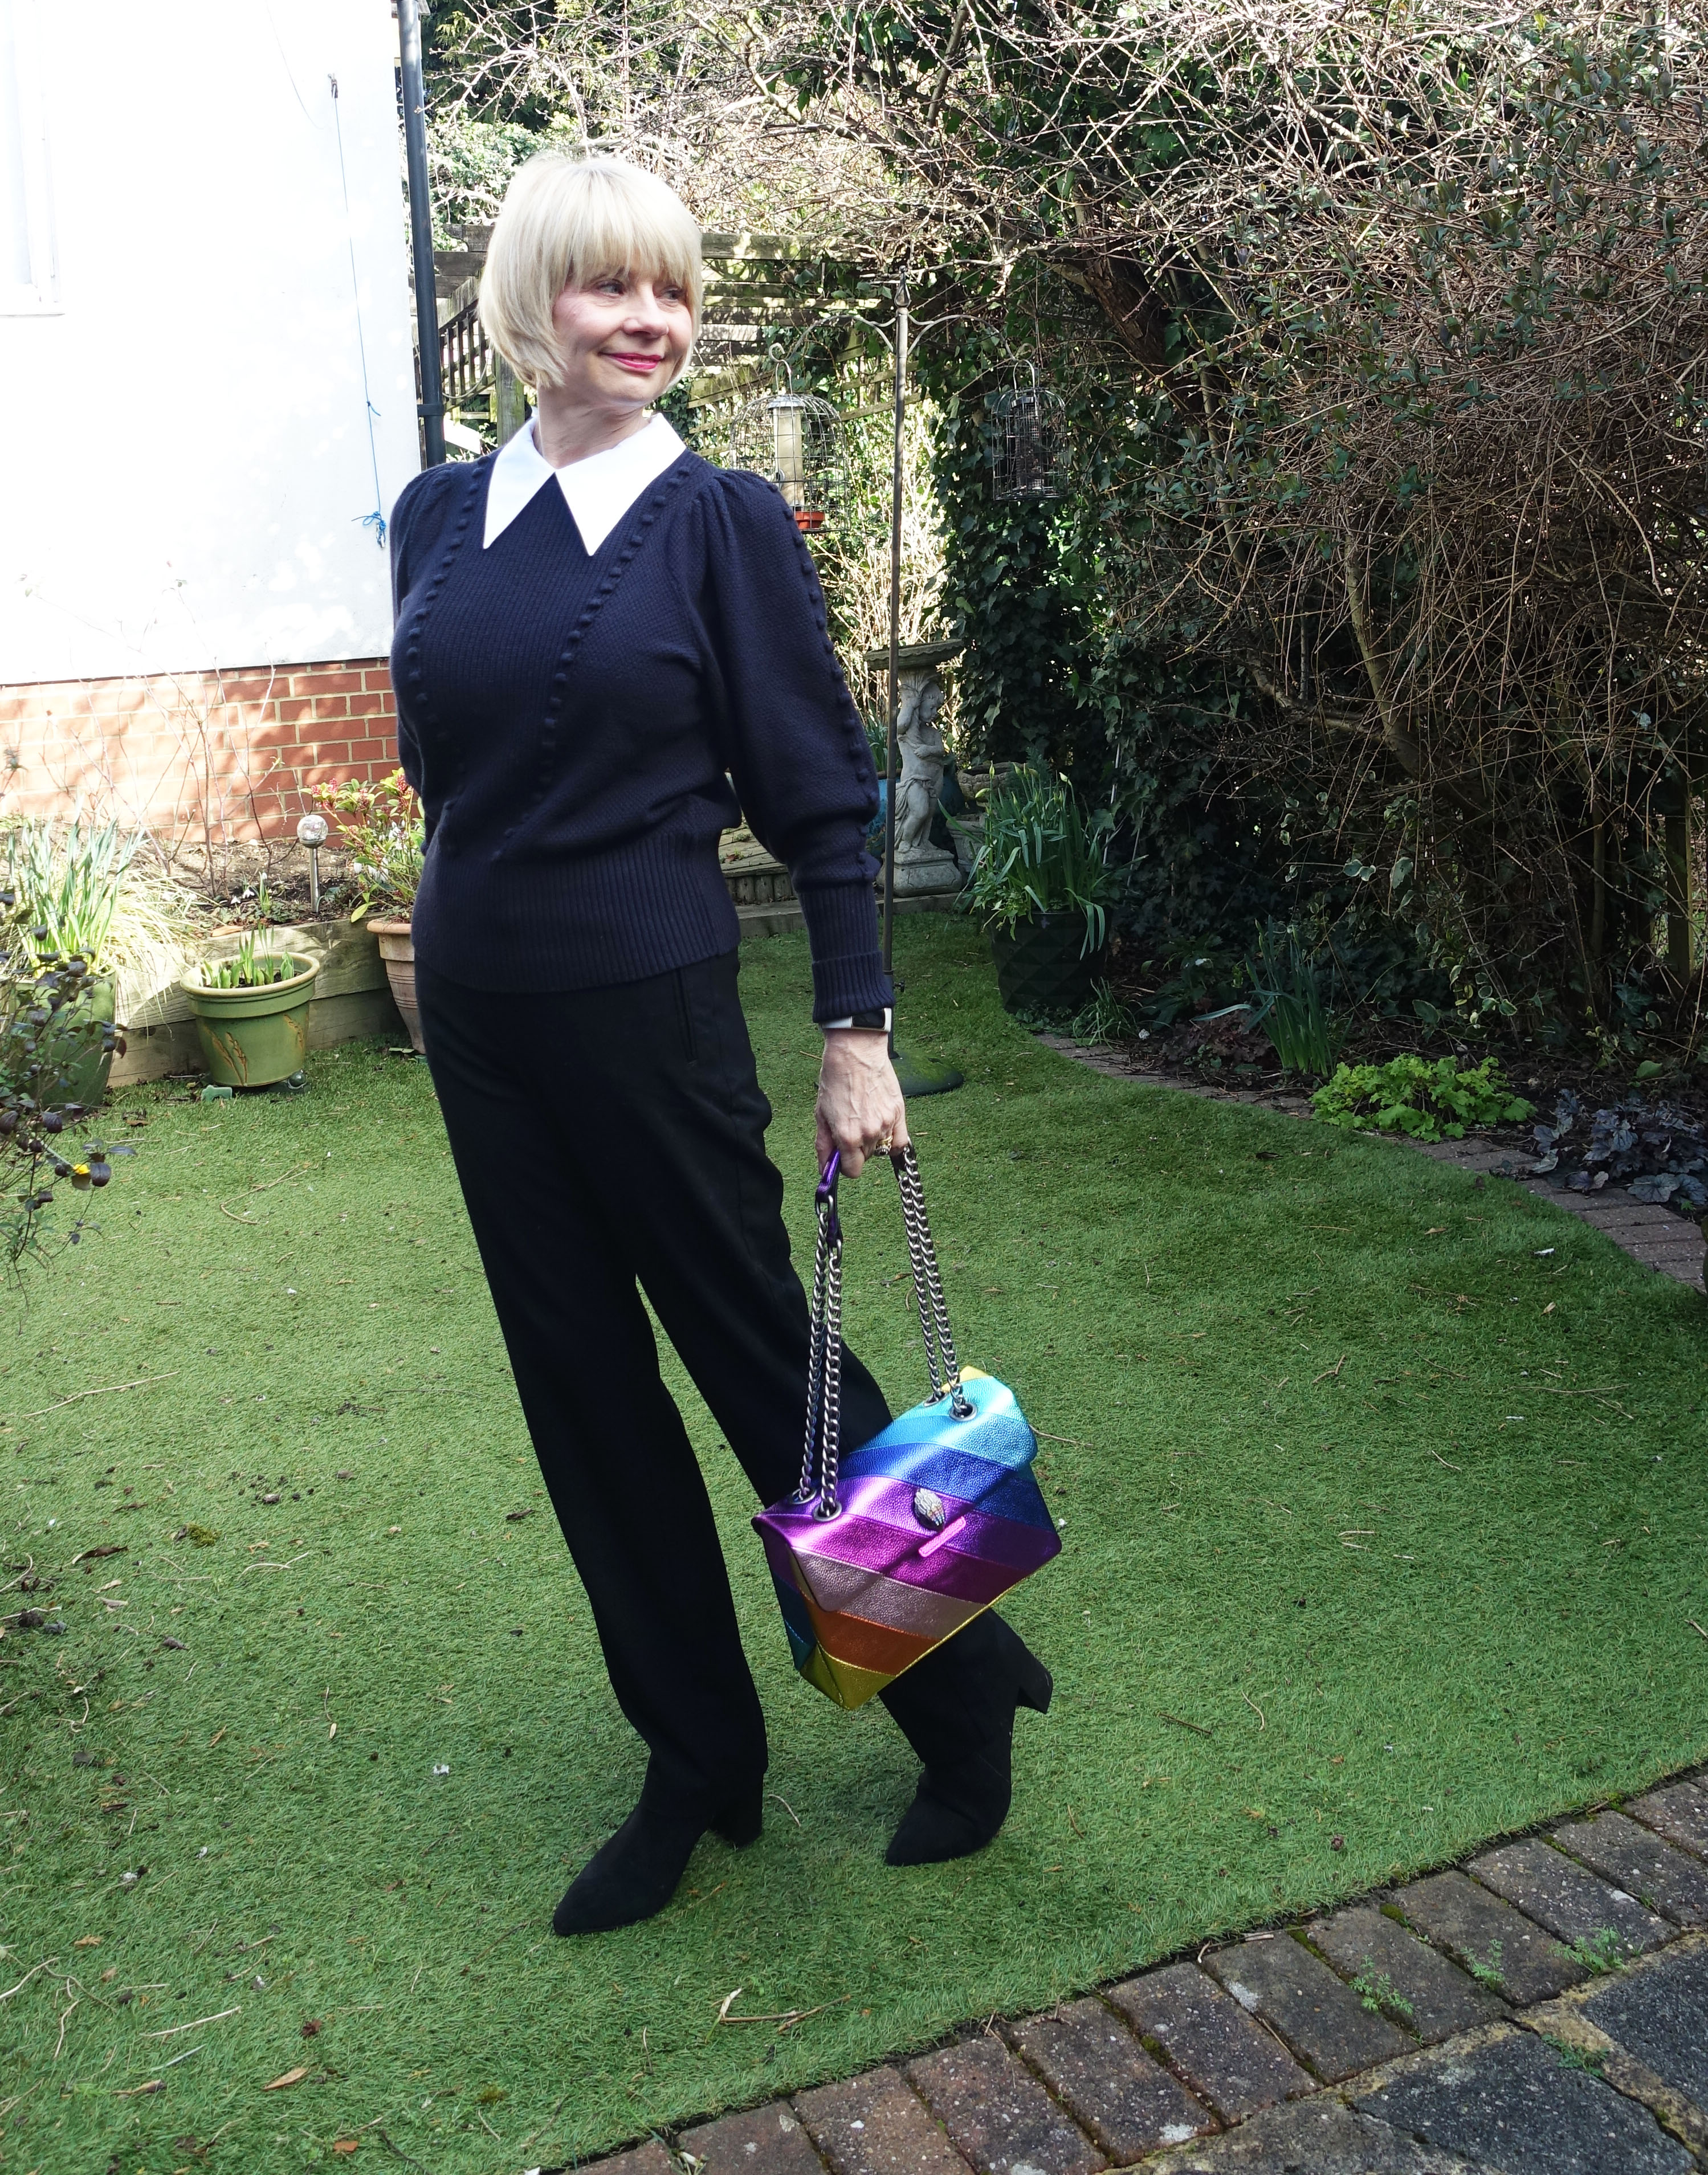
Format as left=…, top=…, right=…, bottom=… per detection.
left=397, top=0, right=445, bottom=467
left=882, top=276, right=907, bottom=1010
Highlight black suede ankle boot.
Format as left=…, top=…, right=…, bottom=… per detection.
left=552, top=1785, right=764, bottom=1935
left=884, top=1630, right=1052, bottom=1868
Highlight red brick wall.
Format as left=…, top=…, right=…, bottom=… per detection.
left=0, top=658, right=401, bottom=843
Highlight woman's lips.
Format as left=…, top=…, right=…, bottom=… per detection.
left=606, top=352, right=664, bottom=374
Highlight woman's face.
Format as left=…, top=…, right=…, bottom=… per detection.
left=549, top=266, right=693, bottom=415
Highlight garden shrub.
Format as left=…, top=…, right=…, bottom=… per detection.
left=793, top=0, right=1708, bottom=1040
left=0, top=904, right=130, bottom=1267
left=1312, top=1056, right=1535, bottom=1142
left=422, top=0, right=1708, bottom=1047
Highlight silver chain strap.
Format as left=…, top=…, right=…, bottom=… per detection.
left=894, top=1145, right=972, bottom=1417
left=798, top=1169, right=846, bottom=1517
left=817, top=1227, right=845, bottom=1515
left=898, top=1169, right=946, bottom=1401
left=798, top=1146, right=969, bottom=1519
left=796, top=1196, right=836, bottom=1503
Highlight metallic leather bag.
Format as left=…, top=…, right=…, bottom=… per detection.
left=753, top=1144, right=1061, bottom=1709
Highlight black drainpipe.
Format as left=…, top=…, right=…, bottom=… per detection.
left=397, top=0, right=445, bottom=466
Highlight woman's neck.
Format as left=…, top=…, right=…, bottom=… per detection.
left=532, top=390, right=653, bottom=469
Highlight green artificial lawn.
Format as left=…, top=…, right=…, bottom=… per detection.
left=6, top=915, right=1706, bottom=2173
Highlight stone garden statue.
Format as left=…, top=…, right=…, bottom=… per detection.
left=863, top=640, right=964, bottom=896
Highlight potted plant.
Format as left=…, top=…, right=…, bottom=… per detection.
left=3, top=814, right=200, bottom=1109
left=181, top=931, right=319, bottom=1088
left=313, top=771, right=425, bottom=1052
left=960, top=767, right=1122, bottom=1017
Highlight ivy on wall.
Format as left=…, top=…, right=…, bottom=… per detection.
left=917, top=309, right=1289, bottom=958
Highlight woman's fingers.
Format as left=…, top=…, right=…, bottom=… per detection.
left=817, top=1029, right=909, bottom=1177
left=818, top=1096, right=868, bottom=1178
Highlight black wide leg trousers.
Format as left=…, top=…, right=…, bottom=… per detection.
left=416, top=949, right=1020, bottom=1820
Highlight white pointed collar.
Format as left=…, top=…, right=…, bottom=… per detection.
left=483, top=413, right=687, bottom=554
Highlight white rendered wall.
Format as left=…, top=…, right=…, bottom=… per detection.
left=0, top=0, right=420, bottom=684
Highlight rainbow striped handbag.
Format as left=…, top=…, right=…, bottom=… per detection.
left=753, top=1145, right=1060, bottom=1709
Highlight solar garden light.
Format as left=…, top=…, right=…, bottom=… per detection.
left=296, top=811, right=329, bottom=917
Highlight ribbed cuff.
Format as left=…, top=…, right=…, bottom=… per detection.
left=797, top=880, right=892, bottom=1025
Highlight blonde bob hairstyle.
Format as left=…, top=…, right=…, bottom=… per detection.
left=479, top=154, right=703, bottom=393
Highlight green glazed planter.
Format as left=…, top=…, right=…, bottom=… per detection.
left=181, top=955, right=319, bottom=1088
left=42, top=977, right=117, bottom=1112
left=990, top=913, right=1107, bottom=1018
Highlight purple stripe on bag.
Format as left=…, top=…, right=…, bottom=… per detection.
left=827, top=1474, right=1060, bottom=1570
left=813, top=1509, right=1057, bottom=1580
left=765, top=1504, right=1056, bottom=1596
left=757, top=1506, right=1012, bottom=1607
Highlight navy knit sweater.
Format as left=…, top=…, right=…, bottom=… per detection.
left=388, top=447, right=891, bottom=1022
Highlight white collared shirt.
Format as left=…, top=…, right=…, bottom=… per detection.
left=482, top=412, right=687, bottom=554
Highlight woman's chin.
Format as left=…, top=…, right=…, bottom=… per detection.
left=600, top=366, right=668, bottom=398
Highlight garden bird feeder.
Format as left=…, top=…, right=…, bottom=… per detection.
left=988, top=369, right=1066, bottom=502
left=728, top=387, right=845, bottom=534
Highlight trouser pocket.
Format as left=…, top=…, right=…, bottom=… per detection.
left=670, top=966, right=699, bottom=1067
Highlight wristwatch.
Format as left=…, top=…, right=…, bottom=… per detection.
left=822, top=1007, right=892, bottom=1032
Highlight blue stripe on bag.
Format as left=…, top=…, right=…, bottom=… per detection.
left=864, top=1374, right=1035, bottom=1463
left=837, top=1442, right=1056, bottom=1528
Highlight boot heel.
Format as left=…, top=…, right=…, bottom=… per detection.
left=1017, top=1653, right=1053, bottom=1715
left=711, top=1787, right=764, bottom=1848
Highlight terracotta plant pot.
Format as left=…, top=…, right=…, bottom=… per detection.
left=989, top=913, right=1107, bottom=1018
left=181, top=954, right=319, bottom=1087
left=368, top=919, right=423, bottom=1054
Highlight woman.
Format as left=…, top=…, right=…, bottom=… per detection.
left=388, top=154, right=1050, bottom=1937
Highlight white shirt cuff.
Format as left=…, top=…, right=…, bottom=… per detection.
left=821, top=1009, right=892, bottom=1033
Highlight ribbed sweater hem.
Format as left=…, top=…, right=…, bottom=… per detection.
left=411, top=831, right=739, bottom=997
left=412, top=844, right=891, bottom=1019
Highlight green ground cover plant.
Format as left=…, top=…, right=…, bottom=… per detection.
left=6, top=918, right=1705, bottom=2172
left=1313, top=1055, right=1536, bottom=1141
left=1350, top=1968, right=1416, bottom=2024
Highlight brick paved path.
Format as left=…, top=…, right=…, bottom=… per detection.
left=570, top=1770, right=1708, bottom=2175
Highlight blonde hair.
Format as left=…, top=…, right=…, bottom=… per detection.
left=479, top=154, right=703, bottom=391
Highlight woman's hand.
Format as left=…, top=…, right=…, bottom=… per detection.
left=817, top=1030, right=910, bottom=1178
